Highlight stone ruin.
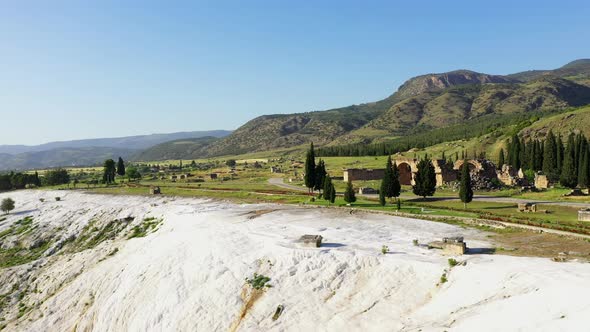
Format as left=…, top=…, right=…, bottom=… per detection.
left=517, top=202, right=537, bottom=213
left=534, top=173, right=550, bottom=189
left=298, top=235, right=323, bottom=248
left=579, top=209, right=590, bottom=222
left=428, top=236, right=467, bottom=255
left=454, top=159, right=501, bottom=190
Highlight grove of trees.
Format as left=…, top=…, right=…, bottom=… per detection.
left=502, top=131, right=590, bottom=189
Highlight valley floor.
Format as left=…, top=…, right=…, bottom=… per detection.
left=0, top=191, right=589, bottom=331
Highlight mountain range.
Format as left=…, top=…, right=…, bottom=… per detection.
left=205, top=59, right=590, bottom=156
left=3, top=59, right=590, bottom=170
left=0, top=131, right=231, bottom=170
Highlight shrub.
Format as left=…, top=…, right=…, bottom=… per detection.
left=55, top=197, right=61, bottom=201
left=440, top=273, right=448, bottom=283
left=245, top=273, right=271, bottom=290
left=381, top=245, right=389, bottom=255
left=39, top=198, right=45, bottom=202
left=448, top=258, right=458, bottom=267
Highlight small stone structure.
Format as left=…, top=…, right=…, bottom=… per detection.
left=534, top=173, right=550, bottom=189
left=428, top=236, right=467, bottom=255
left=343, top=168, right=386, bottom=182
left=579, top=209, right=590, bottom=222
left=298, top=235, right=323, bottom=248
left=358, top=187, right=379, bottom=195
left=517, top=203, right=537, bottom=212
left=149, top=186, right=161, bottom=195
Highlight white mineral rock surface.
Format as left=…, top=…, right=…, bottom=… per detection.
left=0, top=190, right=589, bottom=331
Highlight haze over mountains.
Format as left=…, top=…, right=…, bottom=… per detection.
left=2, top=59, right=590, bottom=170
left=0, top=131, right=231, bottom=170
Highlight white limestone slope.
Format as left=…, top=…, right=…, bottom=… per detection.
left=0, top=190, right=589, bottom=331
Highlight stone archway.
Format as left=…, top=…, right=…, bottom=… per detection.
left=453, top=159, right=483, bottom=173
left=398, top=162, right=413, bottom=185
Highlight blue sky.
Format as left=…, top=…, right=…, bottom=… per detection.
left=1, top=0, right=589, bottom=145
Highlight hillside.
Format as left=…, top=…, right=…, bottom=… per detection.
left=0, top=130, right=231, bottom=170
left=0, top=147, right=136, bottom=170
left=520, top=105, right=590, bottom=140
left=209, top=59, right=590, bottom=155
left=0, top=130, right=232, bottom=155
left=134, top=136, right=221, bottom=161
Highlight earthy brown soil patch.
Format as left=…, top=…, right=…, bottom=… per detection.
left=491, top=231, right=590, bottom=261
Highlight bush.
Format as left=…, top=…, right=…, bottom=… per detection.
left=412, top=239, right=419, bottom=246
left=55, top=197, right=61, bottom=201
left=245, top=273, right=271, bottom=290
left=381, top=245, right=389, bottom=255
left=448, top=258, right=458, bottom=267
left=39, top=198, right=45, bottom=203
left=440, top=273, right=448, bottom=283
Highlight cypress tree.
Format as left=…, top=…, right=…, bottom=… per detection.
left=304, top=143, right=316, bottom=193
left=459, top=160, right=474, bottom=208
left=103, top=159, right=116, bottom=184
left=378, top=187, right=386, bottom=206
left=556, top=135, right=564, bottom=175
left=380, top=156, right=394, bottom=203
left=498, top=149, right=505, bottom=168
left=116, top=157, right=126, bottom=176
left=391, top=161, right=401, bottom=201
left=33, top=171, right=41, bottom=187
left=329, top=180, right=336, bottom=204
left=344, top=180, right=356, bottom=204
left=543, top=131, right=558, bottom=181
left=323, top=176, right=333, bottom=204
left=314, top=159, right=327, bottom=193
left=537, top=140, right=544, bottom=171
left=508, top=135, right=521, bottom=170
left=560, top=134, right=577, bottom=189
left=578, top=145, right=589, bottom=189
left=412, top=157, right=436, bottom=199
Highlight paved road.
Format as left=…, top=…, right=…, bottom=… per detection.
left=267, top=178, right=590, bottom=209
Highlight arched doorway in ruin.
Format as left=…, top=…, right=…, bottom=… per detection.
left=398, top=162, right=413, bottom=185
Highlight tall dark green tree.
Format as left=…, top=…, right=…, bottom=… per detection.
left=304, top=143, right=316, bottom=193
left=103, top=159, right=117, bottom=184
left=578, top=145, right=589, bottom=189
left=379, top=156, right=395, bottom=204
left=391, top=161, right=401, bottom=201
left=116, top=157, right=126, bottom=176
left=33, top=171, right=41, bottom=187
left=498, top=149, right=505, bottom=168
left=560, top=134, right=578, bottom=189
left=508, top=135, right=521, bottom=170
left=459, top=160, right=473, bottom=208
left=542, top=131, right=558, bottom=181
left=556, top=135, right=564, bottom=175
left=314, top=159, right=327, bottom=193
left=344, top=180, right=356, bottom=204
left=412, top=157, right=436, bottom=199
left=323, top=176, right=336, bottom=205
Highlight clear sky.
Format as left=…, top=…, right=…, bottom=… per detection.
left=1, top=0, right=589, bottom=145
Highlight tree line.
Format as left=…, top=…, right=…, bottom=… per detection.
left=316, top=109, right=558, bottom=157
left=304, top=143, right=441, bottom=207
left=501, top=131, right=590, bottom=189
left=0, top=169, right=71, bottom=191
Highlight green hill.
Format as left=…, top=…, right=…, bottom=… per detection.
left=208, top=59, right=590, bottom=156
left=134, top=136, right=221, bottom=161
